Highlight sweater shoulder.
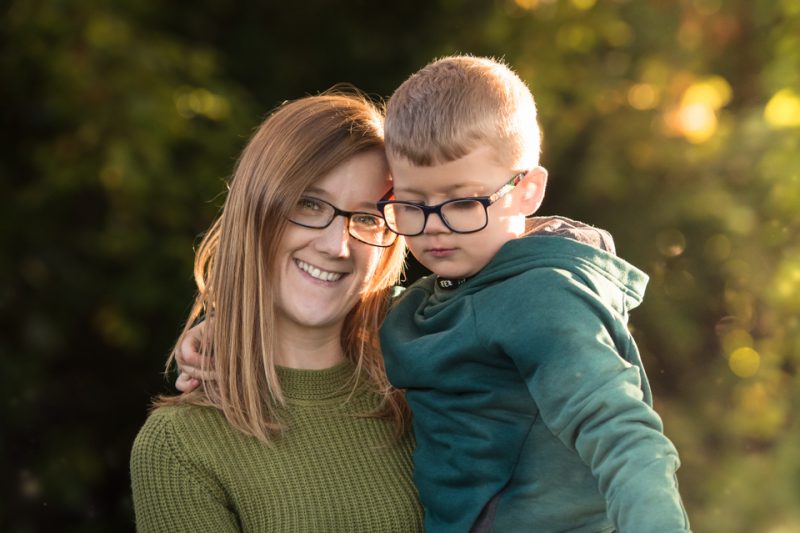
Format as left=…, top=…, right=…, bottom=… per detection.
left=132, top=404, right=230, bottom=465
left=138, top=404, right=227, bottom=437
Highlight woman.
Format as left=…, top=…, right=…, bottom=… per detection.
left=130, top=93, right=423, bottom=531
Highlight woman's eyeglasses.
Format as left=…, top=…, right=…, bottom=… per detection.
left=287, top=195, right=398, bottom=247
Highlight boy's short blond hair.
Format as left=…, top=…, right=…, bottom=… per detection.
left=385, top=55, right=541, bottom=168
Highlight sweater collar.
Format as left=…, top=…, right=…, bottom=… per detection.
left=276, top=360, right=360, bottom=401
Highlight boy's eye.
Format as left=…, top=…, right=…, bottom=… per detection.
left=447, top=199, right=482, bottom=211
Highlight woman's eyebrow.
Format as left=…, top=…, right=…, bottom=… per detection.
left=302, top=187, right=381, bottom=212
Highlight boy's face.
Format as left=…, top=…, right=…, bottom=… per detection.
left=388, top=146, right=546, bottom=279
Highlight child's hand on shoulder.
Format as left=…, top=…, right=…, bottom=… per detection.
left=175, top=321, right=215, bottom=392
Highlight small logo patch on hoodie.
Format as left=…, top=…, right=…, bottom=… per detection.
left=437, top=278, right=467, bottom=290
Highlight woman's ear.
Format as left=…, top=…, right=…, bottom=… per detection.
left=519, top=166, right=548, bottom=216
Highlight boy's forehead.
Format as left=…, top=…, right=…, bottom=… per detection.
left=388, top=146, right=510, bottom=196
left=391, top=175, right=493, bottom=196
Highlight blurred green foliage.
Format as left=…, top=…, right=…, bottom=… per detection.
left=2, top=0, right=798, bottom=531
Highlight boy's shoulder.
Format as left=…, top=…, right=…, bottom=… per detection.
left=526, top=215, right=616, bottom=255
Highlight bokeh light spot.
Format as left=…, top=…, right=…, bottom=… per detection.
left=678, top=103, right=717, bottom=143
left=764, top=88, right=800, bottom=128
left=571, top=0, right=596, bottom=10
left=628, top=83, right=659, bottom=110
left=704, top=234, right=731, bottom=261
left=656, top=229, right=686, bottom=257
left=556, top=25, right=596, bottom=52
left=100, top=165, right=123, bottom=190
left=174, top=87, right=231, bottom=121
left=514, top=0, right=541, bottom=10
left=721, top=329, right=753, bottom=356
left=682, top=76, right=732, bottom=109
left=728, top=347, right=760, bottom=378
left=603, top=20, right=633, bottom=47
left=694, top=0, right=722, bottom=15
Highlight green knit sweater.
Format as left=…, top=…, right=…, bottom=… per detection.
left=130, top=361, right=422, bottom=532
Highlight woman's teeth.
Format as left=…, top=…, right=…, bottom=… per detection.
left=296, top=260, right=343, bottom=282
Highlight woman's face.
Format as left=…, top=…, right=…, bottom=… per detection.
left=273, top=149, right=392, bottom=337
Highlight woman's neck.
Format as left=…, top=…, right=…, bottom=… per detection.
left=274, top=320, right=347, bottom=370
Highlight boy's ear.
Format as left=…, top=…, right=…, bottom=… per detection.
left=519, top=166, right=548, bottom=216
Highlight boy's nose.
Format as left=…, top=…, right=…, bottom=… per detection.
left=315, top=216, right=351, bottom=257
left=423, top=212, right=451, bottom=235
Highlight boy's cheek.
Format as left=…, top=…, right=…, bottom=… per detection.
left=403, top=237, right=425, bottom=259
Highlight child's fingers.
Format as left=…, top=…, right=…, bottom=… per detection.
left=177, top=334, right=203, bottom=367
left=176, top=373, right=201, bottom=393
left=180, top=364, right=216, bottom=381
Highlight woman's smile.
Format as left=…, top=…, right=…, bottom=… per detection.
left=294, top=258, right=347, bottom=283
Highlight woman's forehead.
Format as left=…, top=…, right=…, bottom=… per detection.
left=305, top=151, right=391, bottom=209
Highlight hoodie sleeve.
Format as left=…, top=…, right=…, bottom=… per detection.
left=478, top=268, right=690, bottom=533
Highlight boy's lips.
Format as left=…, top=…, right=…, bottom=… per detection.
left=426, top=247, right=458, bottom=258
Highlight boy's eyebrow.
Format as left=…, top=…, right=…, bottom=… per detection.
left=394, top=182, right=489, bottom=196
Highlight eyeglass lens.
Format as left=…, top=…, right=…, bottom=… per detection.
left=289, top=197, right=394, bottom=247
left=383, top=199, right=488, bottom=235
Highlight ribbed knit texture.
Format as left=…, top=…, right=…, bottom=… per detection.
left=130, top=361, right=422, bottom=532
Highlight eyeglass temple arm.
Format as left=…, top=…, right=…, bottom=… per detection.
left=488, top=171, right=528, bottom=204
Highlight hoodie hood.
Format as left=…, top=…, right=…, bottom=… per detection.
left=429, top=216, right=648, bottom=316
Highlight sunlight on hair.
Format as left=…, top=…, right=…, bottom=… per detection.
left=728, top=347, right=760, bottom=378
left=764, top=88, right=800, bottom=128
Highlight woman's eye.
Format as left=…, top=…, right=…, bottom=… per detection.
left=297, top=197, right=323, bottom=211
left=353, top=214, right=381, bottom=228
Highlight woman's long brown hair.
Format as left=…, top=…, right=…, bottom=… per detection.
left=157, top=91, right=409, bottom=443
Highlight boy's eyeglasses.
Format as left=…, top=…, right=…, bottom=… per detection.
left=287, top=194, right=397, bottom=248
left=377, top=171, right=528, bottom=236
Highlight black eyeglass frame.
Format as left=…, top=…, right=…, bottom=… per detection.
left=377, top=171, right=529, bottom=236
left=287, top=191, right=397, bottom=248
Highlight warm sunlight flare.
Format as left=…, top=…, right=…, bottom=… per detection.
left=728, top=347, right=760, bottom=378
left=765, top=88, right=800, bottom=128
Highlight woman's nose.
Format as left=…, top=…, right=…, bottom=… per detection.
left=315, top=215, right=351, bottom=257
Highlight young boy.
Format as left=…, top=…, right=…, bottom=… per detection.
left=177, top=56, right=690, bottom=531
left=376, top=55, right=690, bottom=532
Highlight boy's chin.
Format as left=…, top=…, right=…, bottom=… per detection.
left=424, top=262, right=483, bottom=280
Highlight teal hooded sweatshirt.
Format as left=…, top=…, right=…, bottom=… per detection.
left=380, top=218, right=690, bottom=532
